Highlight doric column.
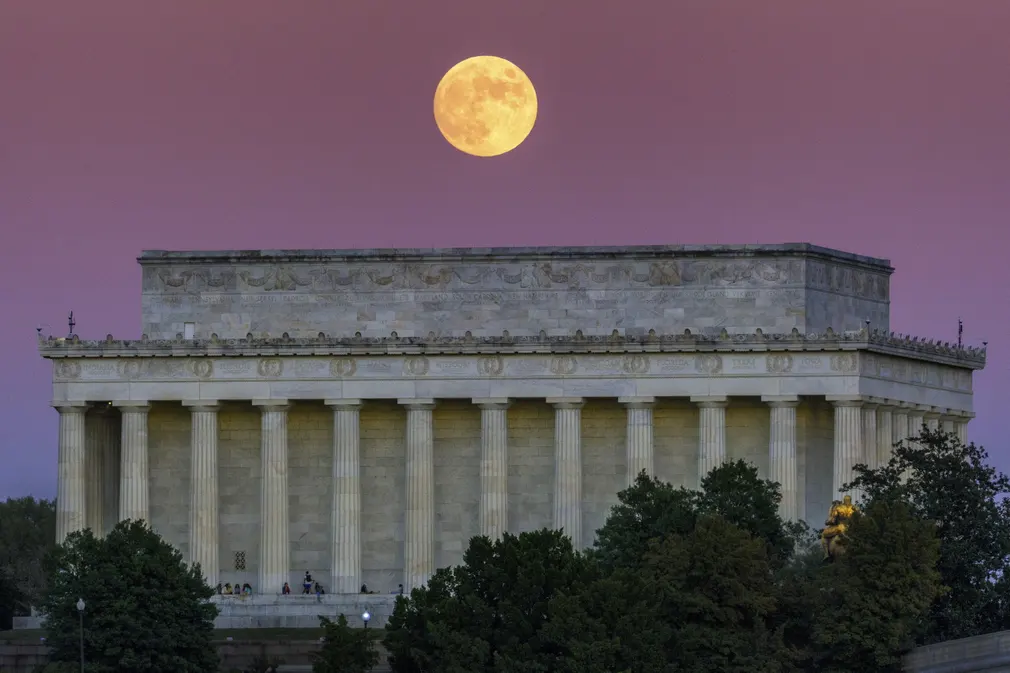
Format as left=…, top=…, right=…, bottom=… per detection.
left=400, top=399, right=436, bottom=592
left=474, top=398, right=511, bottom=541
left=892, top=405, right=910, bottom=447
left=924, top=407, right=941, bottom=432
left=861, top=401, right=878, bottom=472
left=763, top=395, right=799, bottom=521
left=908, top=406, right=927, bottom=448
left=875, top=403, right=894, bottom=470
left=828, top=396, right=863, bottom=499
left=184, top=401, right=220, bottom=587
left=115, top=402, right=150, bottom=523
left=100, top=409, right=120, bottom=536
left=941, top=413, right=956, bottom=435
left=956, top=412, right=973, bottom=445
left=326, top=399, right=363, bottom=594
left=692, top=396, right=728, bottom=486
left=547, top=397, right=584, bottom=546
left=54, top=402, right=88, bottom=543
left=255, top=399, right=291, bottom=594
left=619, top=397, right=655, bottom=486
left=84, top=407, right=115, bottom=534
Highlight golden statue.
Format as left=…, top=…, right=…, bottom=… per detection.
left=821, top=494, right=858, bottom=561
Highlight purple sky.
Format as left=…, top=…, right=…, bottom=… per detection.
left=1, top=1, right=1007, bottom=499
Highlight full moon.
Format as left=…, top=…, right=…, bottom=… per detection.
left=433, top=55, right=538, bottom=157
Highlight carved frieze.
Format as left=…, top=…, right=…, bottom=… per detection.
left=403, top=356, right=429, bottom=376
left=48, top=351, right=973, bottom=395
left=696, top=354, right=723, bottom=375
left=257, top=358, right=283, bottom=378
left=330, top=357, right=356, bottom=378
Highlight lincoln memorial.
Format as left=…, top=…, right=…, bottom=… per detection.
left=38, top=244, right=985, bottom=603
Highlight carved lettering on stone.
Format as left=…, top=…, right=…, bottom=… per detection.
left=218, top=360, right=254, bottom=376
left=257, top=358, right=283, bottom=378
left=358, top=360, right=391, bottom=374
left=291, top=359, right=329, bottom=377
left=622, top=354, right=649, bottom=375
left=729, top=356, right=758, bottom=372
left=55, top=361, right=81, bottom=380
left=510, top=359, right=549, bottom=375
left=658, top=357, right=691, bottom=373
left=829, top=354, right=857, bottom=373
left=81, top=361, right=118, bottom=378
left=695, top=354, right=723, bottom=375
left=477, top=355, right=504, bottom=377
left=766, top=354, right=793, bottom=374
left=403, top=356, right=429, bottom=376
left=436, top=359, right=471, bottom=374
left=329, top=357, right=357, bottom=378
left=190, top=359, right=213, bottom=379
left=550, top=356, right=577, bottom=376
left=146, top=359, right=187, bottom=378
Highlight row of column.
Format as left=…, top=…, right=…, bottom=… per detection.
left=53, top=396, right=973, bottom=592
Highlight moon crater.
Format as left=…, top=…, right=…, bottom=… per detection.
left=434, top=55, right=538, bottom=157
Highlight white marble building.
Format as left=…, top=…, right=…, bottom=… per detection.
left=40, top=244, right=984, bottom=600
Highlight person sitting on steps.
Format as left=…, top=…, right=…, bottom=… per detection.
left=303, top=571, right=313, bottom=594
left=282, top=582, right=291, bottom=595
left=223, top=583, right=233, bottom=595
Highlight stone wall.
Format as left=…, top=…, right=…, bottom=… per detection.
left=903, top=630, right=1010, bottom=672
left=144, top=397, right=836, bottom=590
left=137, top=245, right=892, bottom=340
left=0, top=638, right=392, bottom=672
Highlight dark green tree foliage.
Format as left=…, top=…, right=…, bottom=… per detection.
left=40, top=520, right=219, bottom=673
left=645, top=515, right=787, bottom=673
left=312, top=613, right=379, bottom=673
left=384, top=529, right=596, bottom=673
left=810, top=500, right=942, bottom=673
left=696, top=460, right=806, bottom=567
left=591, top=471, right=697, bottom=573
left=0, top=496, right=56, bottom=621
left=846, top=426, right=1010, bottom=642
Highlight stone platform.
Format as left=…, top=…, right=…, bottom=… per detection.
left=13, top=594, right=399, bottom=630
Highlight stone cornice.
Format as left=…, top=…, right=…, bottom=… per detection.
left=138, top=243, right=893, bottom=272
left=38, top=328, right=985, bottom=369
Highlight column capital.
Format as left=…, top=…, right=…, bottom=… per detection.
left=762, top=395, right=799, bottom=408
left=959, top=410, right=976, bottom=420
left=921, top=406, right=943, bottom=419
left=325, top=398, right=364, bottom=409
left=897, top=401, right=917, bottom=410
left=182, top=400, right=220, bottom=411
left=113, top=401, right=150, bottom=412
left=51, top=401, right=89, bottom=412
left=253, top=399, right=291, bottom=410
left=618, top=396, right=656, bottom=408
left=691, top=395, right=728, bottom=408
left=546, top=397, right=585, bottom=409
left=869, top=397, right=899, bottom=411
left=473, top=397, right=512, bottom=409
left=826, top=395, right=863, bottom=407
left=398, top=398, right=436, bottom=410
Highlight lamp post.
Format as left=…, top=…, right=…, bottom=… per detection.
left=362, top=611, right=370, bottom=632
left=76, top=598, right=85, bottom=673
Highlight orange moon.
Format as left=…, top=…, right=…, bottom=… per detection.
left=433, top=55, right=538, bottom=157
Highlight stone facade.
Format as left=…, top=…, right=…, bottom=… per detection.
left=37, top=245, right=984, bottom=627
left=138, top=244, right=891, bottom=340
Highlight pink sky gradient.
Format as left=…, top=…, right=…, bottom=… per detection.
left=1, top=0, right=1007, bottom=498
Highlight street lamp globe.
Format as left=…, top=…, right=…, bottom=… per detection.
left=76, top=599, right=85, bottom=612
left=362, top=611, right=370, bottom=624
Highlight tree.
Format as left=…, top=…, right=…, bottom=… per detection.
left=809, top=499, right=942, bottom=673
left=0, top=496, right=56, bottom=617
left=312, top=614, right=379, bottom=673
left=383, top=529, right=596, bottom=673
left=846, top=427, right=1010, bottom=642
left=696, top=460, right=806, bottom=568
left=643, top=515, right=787, bottom=673
left=40, top=519, right=219, bottom=673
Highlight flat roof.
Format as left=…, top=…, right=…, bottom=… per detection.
left=138, top=243, right=893, bottom=271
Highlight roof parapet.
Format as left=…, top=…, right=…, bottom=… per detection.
left=37, top=328, right=986, bottom=369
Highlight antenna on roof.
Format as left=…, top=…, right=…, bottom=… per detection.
left=68, top=311, right=76, bottom=338
left=958, top=318, right=963, bottom=348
